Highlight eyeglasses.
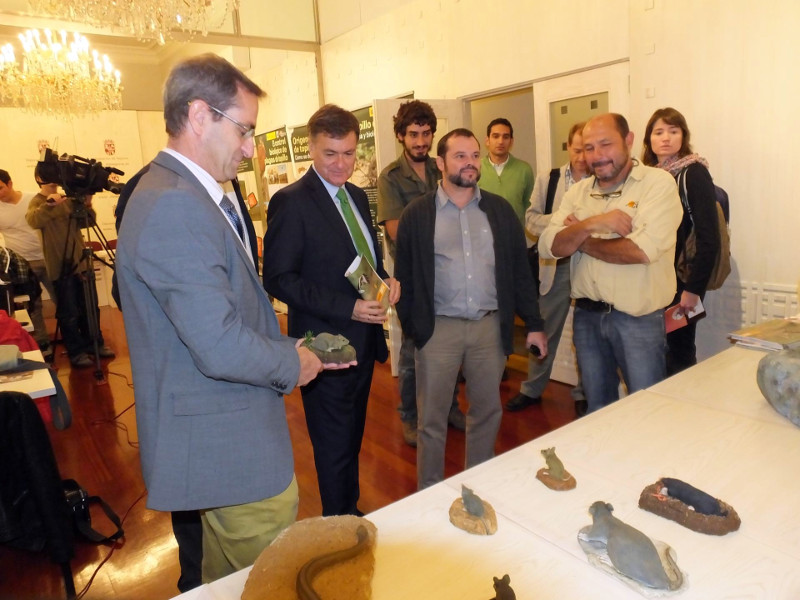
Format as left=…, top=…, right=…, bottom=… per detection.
left=204, top=103, right=256, bottom=139
left=589, top=174, right=629, bottom=200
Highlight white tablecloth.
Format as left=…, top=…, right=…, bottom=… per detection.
left=174, top=346, right=800, bottom=599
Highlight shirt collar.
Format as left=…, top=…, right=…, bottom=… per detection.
left=435, top=182, right=481, bottom=209
left=311, top=165, right=343, bottom=200
left=487, top=154, right=510, bottom=168
left=163, top=147, right=224, bottom=202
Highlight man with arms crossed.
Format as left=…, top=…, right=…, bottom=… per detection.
left=539, top=113, right=682, bottom=413
left=117, top=54, right=327, bottom=584
left=376, top=100, right=465, bottom=447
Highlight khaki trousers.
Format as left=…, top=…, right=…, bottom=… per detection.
left=200, top=475, right=298, bottom=583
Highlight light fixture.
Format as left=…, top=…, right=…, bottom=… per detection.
left=28, top=0, right=240, bottom=44
left=0, top=29, right=122, bottom=119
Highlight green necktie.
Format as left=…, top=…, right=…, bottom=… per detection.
left=336, top=187, right=375, bottom=268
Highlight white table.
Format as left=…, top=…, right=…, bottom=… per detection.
left=174, top=346, right=800, bottom=599
left=0, top=349, right=56, bottom=399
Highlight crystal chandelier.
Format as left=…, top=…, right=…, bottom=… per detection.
left=0, top=29, right=122, bottom=119
left=29, top=0, right=240, bottom=44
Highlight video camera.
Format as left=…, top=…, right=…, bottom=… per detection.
left=36, top=148, right=125, bottom=197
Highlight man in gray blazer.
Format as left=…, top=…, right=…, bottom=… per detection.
left=116, top=54, right=325, bottom=584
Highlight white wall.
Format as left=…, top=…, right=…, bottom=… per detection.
left=315, top=0, right=800, bottom=358
left=628, top=0, right=800, bottom=355
left=318, top=0, right=629, bottom=108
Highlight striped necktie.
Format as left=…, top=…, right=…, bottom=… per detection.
left=220, top=195, right=244, bottom=241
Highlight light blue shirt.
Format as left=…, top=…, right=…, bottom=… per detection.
left=312, top=166, right=376, bottom=266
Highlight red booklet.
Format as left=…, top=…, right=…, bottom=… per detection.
left=665, top=299, right=706, bottom=334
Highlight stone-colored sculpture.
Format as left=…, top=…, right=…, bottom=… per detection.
left=449, top=485, right=497, bottom=535
left=241, top=515, right=377, bottom=600
left=639, top=477, right=740, bottom=536
left=757, top=348, right=800, bottom=427
left=302, top=331, right=357, bottom=364
left=535, top=447, right=576, bottom=491
left=578, top=501, right=684, bottom=593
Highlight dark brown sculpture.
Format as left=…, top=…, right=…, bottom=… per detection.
left=639, top=478, right=741, bottom=535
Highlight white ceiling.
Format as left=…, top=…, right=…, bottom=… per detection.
left=0, top=0, right=321, bottom=109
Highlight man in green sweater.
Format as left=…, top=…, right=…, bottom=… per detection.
left=479, top=118, right=534, bottom=226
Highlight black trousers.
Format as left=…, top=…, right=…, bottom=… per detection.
left=54, top=273, right=104, bottom=358
left=171, top=510, right=202, bottom=593
left=666, top=286, right=705, bottom=376
left=301, top=334, right=376, bottom=516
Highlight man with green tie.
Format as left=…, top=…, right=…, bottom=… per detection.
left=262, top=104, right=400, bottom=516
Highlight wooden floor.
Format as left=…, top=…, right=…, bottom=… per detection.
left=0, top=303, right=579, bottom=600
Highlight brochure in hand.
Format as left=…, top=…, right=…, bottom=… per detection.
left=345, top=254, right=390, bottom=311
left=665, top=299, right=706, bottom=334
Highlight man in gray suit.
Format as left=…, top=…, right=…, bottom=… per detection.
left=116, top=54, right=327, bottom=584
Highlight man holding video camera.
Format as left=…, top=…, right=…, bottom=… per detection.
left=26, top=170, right=115, bottom=368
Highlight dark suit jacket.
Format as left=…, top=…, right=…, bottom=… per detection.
left=117, top=151, right=299, bottom=511
left=262, top=169, right=388, bottom=364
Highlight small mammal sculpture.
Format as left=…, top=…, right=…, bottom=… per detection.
left=308, top=332, right=350, bottom=352
left=541, top=447, right=565, bottom=480
left=296, top=525, right=370, bottom=600
left=660, top=477, right=727, bottom=516
left=462, top=485, right=485, bottom=517
left=585, top=501, right=677, bottom=590
left=491, top=574, right=516, bottom=600
left=302, top=331, right=357, bottom=364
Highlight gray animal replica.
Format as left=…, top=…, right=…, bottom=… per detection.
left=535, top=447, right=576, bottom=490
left=448, top=484, right=498, bottom=535
left=490, top=574, right=516, bottom=600
left=580, top=501, right=683, bottom=591
left=462, top=485, right=485, bottom=517
left=302, top=331, right=357, bottom=364
left=757, top=348, right=800, bottom=427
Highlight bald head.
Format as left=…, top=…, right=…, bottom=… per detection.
left=582, top=113, right=634, bottom=188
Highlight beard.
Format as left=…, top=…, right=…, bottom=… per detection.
left=591, top=156, right=628, bottom=183
left=447, top=167, right=480, bottom=188
left=405, top=145, right=430, bottom=163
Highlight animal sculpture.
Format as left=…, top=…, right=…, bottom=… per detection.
left=585, top=501, right=679, bottom=590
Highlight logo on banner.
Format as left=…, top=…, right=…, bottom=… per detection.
left=104, top=139, right=116, bottom=156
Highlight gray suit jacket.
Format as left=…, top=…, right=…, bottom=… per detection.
left=117, top=151, right=300, bottom=511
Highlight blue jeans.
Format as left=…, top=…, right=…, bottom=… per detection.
left=573, top=306, right=666, bottom=413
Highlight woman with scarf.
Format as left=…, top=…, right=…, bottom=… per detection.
left=642, top=107, right=720, bottom=375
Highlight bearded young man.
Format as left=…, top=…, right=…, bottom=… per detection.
left=394, top=128, right=547, bottom=489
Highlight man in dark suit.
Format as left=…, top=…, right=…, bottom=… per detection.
left=263, top=104, right=400, bottom=516
left=117, top=54, right=328, bottom=585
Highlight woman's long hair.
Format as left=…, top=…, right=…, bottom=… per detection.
left=641, top=107, right=693, bottom=166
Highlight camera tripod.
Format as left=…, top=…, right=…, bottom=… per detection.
left=53, top=193, right=115, bottom=383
